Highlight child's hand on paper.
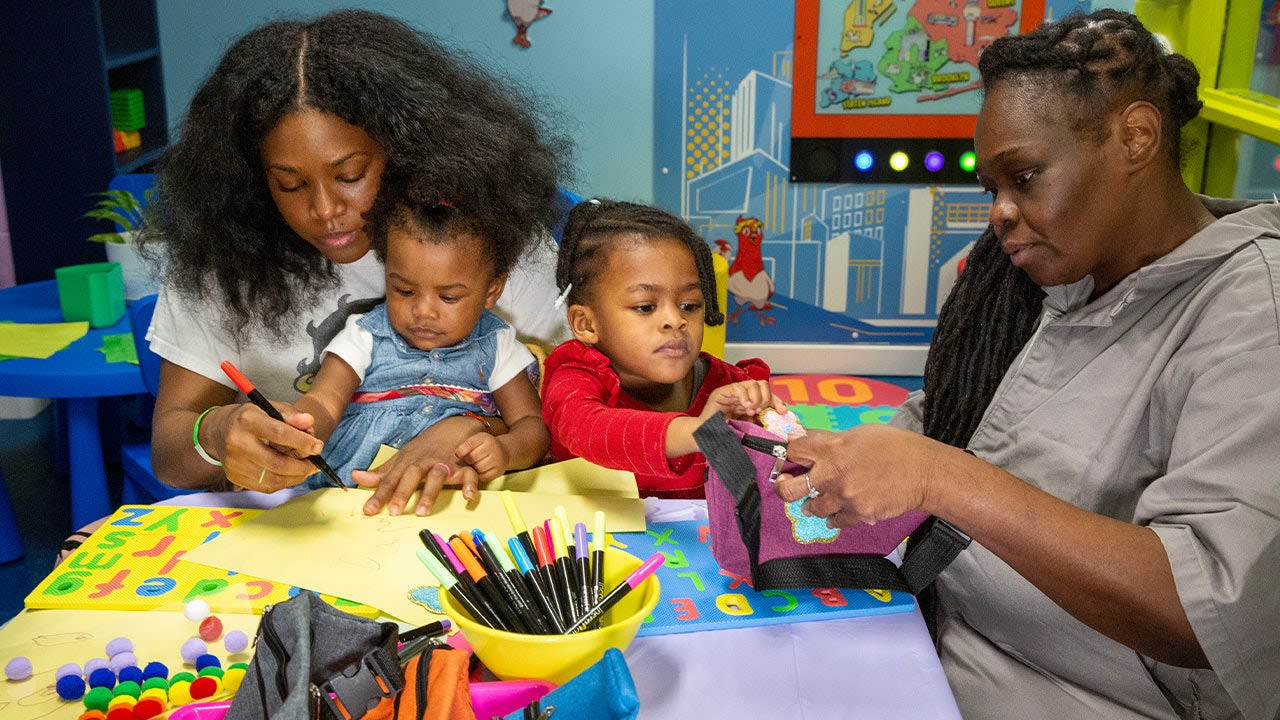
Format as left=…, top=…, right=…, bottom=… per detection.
left=700, top=380, right=784, bottom=423
left=454, top=433, right=509, bottom=484
left=351, top=415, right=499, bottom=516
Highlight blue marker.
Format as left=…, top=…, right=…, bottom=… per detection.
left=509, top=536, right=564, bottom=633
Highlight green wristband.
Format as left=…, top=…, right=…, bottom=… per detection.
left=193, top=406, right=224, bottom=467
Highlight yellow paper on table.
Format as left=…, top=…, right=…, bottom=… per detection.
left=183, top=480, right=645, bottom=625
left=0, top=320, right=88, bottom=359
left=0, top=608, right=259, bottom=720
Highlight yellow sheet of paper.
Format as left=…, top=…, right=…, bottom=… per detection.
left=369, top=447, right=640, bottom=498
left=0, top=321, right=89, bottom=359
left=183, top=484, right=645, bottom=625
left=0, top=608, right=259, bottom=719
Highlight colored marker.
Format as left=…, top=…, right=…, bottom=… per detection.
left=418, top=529, right=499, bottom=628
left=550, top=511, right=578, bottom=623
left=501, top=490, right=539, bottom=561
left=448, top=536, right=522, bottom=633
left=415, top=549, right=498, bottom=629
left=532, top=525, right=570, bottom=628
left=574, top=522, right=591, bottom=620
left=219, top=360, right=345, bottom=490
left=591, top=511, right=606, bottom=609
left=509, top=536, right=565, bottom=634
left=564, top=553, right=664, bottom=634
left=397, top=619, right=451, bottom=643
left=475, top=530, right=547, bottom=634
left=437, top=533, right=467, bottom=575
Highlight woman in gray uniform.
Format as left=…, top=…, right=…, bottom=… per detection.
left=776, top=10, right=1280, bottom=719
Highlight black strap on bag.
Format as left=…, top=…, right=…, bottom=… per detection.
left=228, top=591, right=404, bottom=720
left=694, top=414, right=969, bottom=595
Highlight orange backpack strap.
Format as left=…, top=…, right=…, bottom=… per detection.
left=361, top=645, right=475, bottom=720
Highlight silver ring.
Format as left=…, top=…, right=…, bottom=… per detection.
left=804, top=473, right=820, bottom=498
left=257, top=467, right=267, bottom=485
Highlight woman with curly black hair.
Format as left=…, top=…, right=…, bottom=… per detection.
left=775, top=10, right=1279, bottom=718
left=140, top=9, right=571, bottom=516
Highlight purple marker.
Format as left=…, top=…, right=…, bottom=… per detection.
left=574, top=522, right=591, bottom=619
left=564, top=552, right=664, bottom=634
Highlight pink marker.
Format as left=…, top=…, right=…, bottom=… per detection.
left=563, top=553, right=664, bottom=634
left=437, top=533, right=466, bottom=575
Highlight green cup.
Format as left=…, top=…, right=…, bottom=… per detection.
left=55, top=262, right=125, bottom=328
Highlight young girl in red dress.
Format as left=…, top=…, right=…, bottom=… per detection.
left=541, top=199, right=779, bottom=498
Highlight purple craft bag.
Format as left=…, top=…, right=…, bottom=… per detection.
left=698, top=416, right=929, bottom=587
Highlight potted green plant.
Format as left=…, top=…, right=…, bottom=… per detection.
left=84, top=187, right=159, bottom=300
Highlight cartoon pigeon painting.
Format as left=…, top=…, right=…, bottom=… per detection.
left=507, top=0, right=552, bottom=48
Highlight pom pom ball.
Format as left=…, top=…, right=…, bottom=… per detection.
left=223, top=629, right=249, bottom=654
left=87, top=667, right=116, bottom=689
left=179, top=638, right=206, bottom=664
left=182, top=599, right=210, bottom=623
left=56, top=673, right=88, bottom=700
left=83, top=685, right=114, bottom=711
left=198, top=616, right=223, bottom=641
left=4, top=656, right=32, bottom=681
left=104, top=638, right=133, bottom=658
left=193, top=654, right=220, bottom=671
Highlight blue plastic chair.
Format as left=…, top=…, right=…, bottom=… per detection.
left=119, top=294, right=200, bottom=504
left=551, top=187, right=583, bottom=244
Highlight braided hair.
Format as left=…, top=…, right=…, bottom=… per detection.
left=925, top=10, right=1203, bottom=449
left=555, top=199, right=725, bottom=326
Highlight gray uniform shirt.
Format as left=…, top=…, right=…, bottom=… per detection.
left=892, top=199, right=1280, bottom=719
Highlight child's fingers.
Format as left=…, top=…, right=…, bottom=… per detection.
left=413, top=463, right=453, bottom=516
left=453, top=434, right=485, bottom=461
left=453, top=466, right=482, bottom=503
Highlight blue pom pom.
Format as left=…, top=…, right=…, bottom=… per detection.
left=87, top=667, right=116, bottom=689
left=117, top=665, right=144, bottom=684
left=55, top=673, right=87, bottom=700
left=142, top=661, right=168, bottom=680
left=193, top=654, right=221, bottom=671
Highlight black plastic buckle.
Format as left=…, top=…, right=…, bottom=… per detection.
left=317, top=647, right=403, bottom=720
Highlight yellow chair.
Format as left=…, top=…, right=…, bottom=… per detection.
left=701, top=253, right=729, bottom=359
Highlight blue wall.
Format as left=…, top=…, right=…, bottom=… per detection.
left=156, top=0, right=654, bottom=202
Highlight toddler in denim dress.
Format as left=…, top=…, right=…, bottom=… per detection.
left=292, top=202, right=552, bottom=493
left=311, top=306, right=536, bottom=486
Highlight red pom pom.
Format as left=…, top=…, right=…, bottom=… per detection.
left=197, top=616, right=223, bottom=642
left=189, top=676, right=217, bottom=700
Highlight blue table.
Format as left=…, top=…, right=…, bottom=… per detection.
left=0, top=280, right=145, bottom=529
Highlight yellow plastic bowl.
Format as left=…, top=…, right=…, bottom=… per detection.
left=440, top=546, right=660, bottom=685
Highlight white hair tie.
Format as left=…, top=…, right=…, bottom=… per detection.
left=553, top=283, right=573, bottom=308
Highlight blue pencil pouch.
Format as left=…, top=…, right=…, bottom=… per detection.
left=500, top=648, right=638, bottom=720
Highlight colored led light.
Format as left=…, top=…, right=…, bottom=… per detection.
left=959, top=151, right=977, bottom=172
left=1273, top=154, right=1280, bottom=173
left=889, top=151, right=909, bottom=172
left=924, top=151, right=944, bottom=172
left=854, top=150, right=874, bottom=171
